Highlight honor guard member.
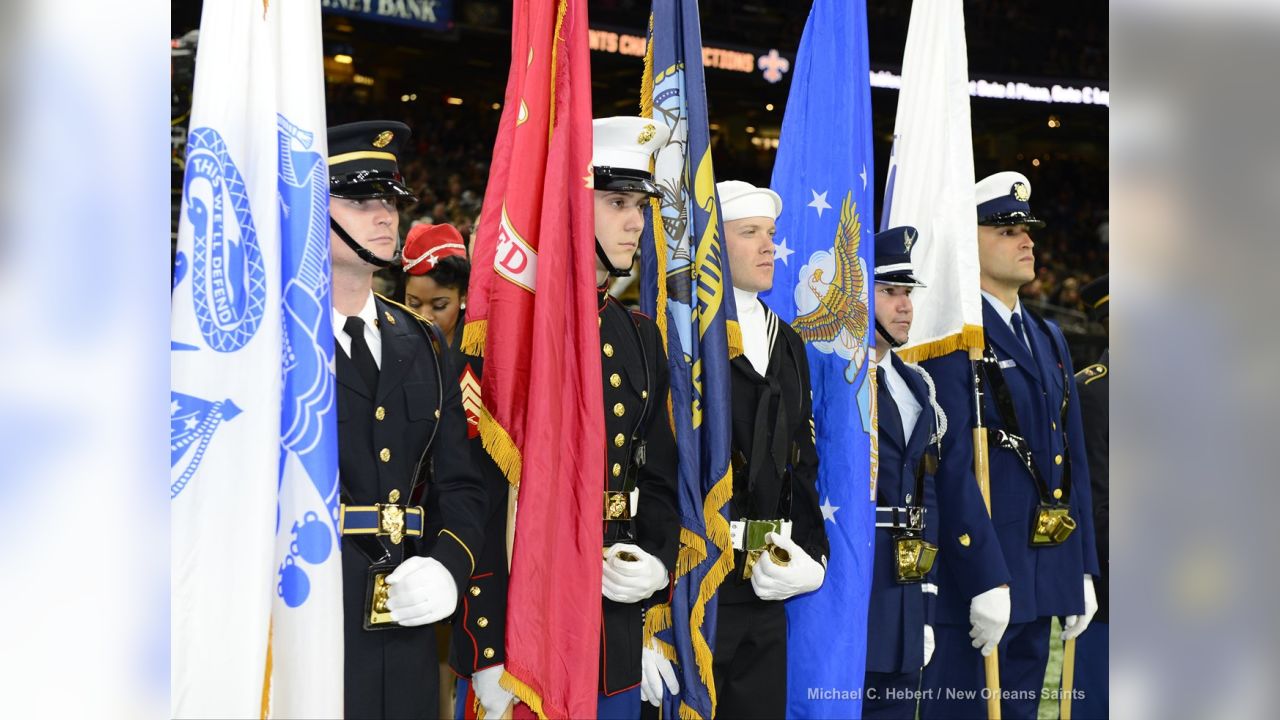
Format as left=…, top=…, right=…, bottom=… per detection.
left=1072, top=274, right=1109, bottom=720
left=327, top=121, right=487, bottom=720
left=593, top=116, right=680, bottom=720
left=713, top=180, right=829, bottom=719
left=920, top=172, right=1100, bottom=719
left=865, top=227, right=1011, bottom=719
left=399, top=227, right=513, bottom=720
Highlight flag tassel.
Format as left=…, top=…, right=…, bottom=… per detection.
left=898, top=324, right=985, bottom=363
left=478, top=404, right=523, bottom=486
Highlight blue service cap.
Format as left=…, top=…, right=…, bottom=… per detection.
left=874, top=226, right=926, bottom=288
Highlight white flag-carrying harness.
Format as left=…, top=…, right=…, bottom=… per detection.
left=880, top=0, right=983, bottom=362
left=171, top=2, right=341, bottom=717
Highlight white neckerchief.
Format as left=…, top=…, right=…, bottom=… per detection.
left=880, top=351, right=921, bottom=442
left=332, top=291, right=382, bottom=368
left=734, top=287, right=770, bottom=376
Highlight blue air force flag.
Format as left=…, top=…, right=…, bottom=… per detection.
left=638, top=0, right=739, bottom=717
left=757, top=0, right=877, bottom=716
left=170, top=2, right=341, bottom=717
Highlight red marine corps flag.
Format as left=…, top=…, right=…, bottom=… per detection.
left=461, top=0, right=603, bottom=717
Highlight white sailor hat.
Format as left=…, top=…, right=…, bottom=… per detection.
left=716, top=180, right=783, bottom=222
left=592, top=116, right=671, bottom=197
left=975, top=170, right=1045, bottom=228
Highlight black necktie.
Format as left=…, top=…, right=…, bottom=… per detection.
left=344, top=316, right=379, bottom=393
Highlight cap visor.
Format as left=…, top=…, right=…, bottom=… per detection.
left=331, top=180, right=417, bottom=201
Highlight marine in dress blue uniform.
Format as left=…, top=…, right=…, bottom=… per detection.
left=327, top=121, right=488, bottom=720
left=920, top=172, right=1100, bottom=719
left=448, top=117, right=682, bottom=720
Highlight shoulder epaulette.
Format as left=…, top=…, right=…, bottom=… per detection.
left=1075, top=362, right=1108, bottom=384
left=375, top=292, right=437, bottom=329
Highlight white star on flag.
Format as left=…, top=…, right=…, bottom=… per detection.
left=808, top=189, right=831, bottom=217
left=773, top=238, right=794, bottom=265
left=820, top=496, right=840, bottom=523
left=860, top=164, right=867, bottom=190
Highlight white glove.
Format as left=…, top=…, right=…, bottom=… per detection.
left=384, top=556, right=458, bottom=627
left=471, top=664, right=516, bottom=719
left=923, top=624, right=936, bottom=667
left=749, top=532, right=826, bottom=602
left=968, top=585, right=1011, bottom=656
left=602, top=544, right=669, bottom=604
left=640, top=640, right=680, bottom=708
left=1061, top=575, right=1098, bottom=640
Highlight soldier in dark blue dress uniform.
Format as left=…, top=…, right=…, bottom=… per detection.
left=1072, top=273, right=1109, bottom=720
left=326, top=121, right=488, bottom=720
left=920, top=171, right=1100, bottom=719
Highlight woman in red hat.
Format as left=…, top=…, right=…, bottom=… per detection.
left=400, top=222, right=471, bottom=347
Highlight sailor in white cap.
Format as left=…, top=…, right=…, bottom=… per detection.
left=919, top=171, right=1100, bottom=719
left=710, top=179, right=829, bottom=717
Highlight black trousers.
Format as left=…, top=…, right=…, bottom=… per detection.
left=712, top=599, right=788, bottom=719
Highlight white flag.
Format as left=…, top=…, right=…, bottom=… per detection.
left=881, top=0, right=983, bottom=362
left=171, top=1, right=341, bottom=717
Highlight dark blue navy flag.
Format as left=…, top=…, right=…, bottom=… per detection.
left=638, top=0, right=739, bottom=717
left=758, top=0, right=877, bottom=716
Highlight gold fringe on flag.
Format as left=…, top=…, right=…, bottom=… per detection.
left=679, top=701, right=708, bottom=720
left=460, top=319, right=488, bottom=357
left=725, top=319, right=744, bottom=359
left=687, top=469, right=735, bottom=714
left=897, top=324, right=985, bottom=364
left=676, top=527, right=708, bottom=577
left=546, top=0, right=567, bottom=137
left=643, top=604, right=677, bottom=661
left=499, top=668, right=547, bottom=720
left=478, top=405, right=522, bottom=487
left=260, top=620, right=273, bottom=720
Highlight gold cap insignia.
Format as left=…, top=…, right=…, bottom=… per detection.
left=1012, top=182, right=1030, bottom=202
left=958, top=533, right=971, bottom=547
left=637, top=123, right=657, bottom=145
left=372, top=130, right=394, bottom=148
left=903, top=229, right=916, bottom=252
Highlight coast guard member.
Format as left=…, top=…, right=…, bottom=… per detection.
left=327, top=120, right=487, bottom=719
left=920, top=171, right=1099, bottom=719
left=712, top=179, right=830, bottom=718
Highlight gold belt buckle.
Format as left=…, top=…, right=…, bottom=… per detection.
left=604, top=491, right=631, bottom=521
left=741, top=519, right=784, bottom=580
left=378, top=489, right=407, bottom=545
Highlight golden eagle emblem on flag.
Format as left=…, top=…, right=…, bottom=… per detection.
left=791, top=191, right=869, bottom=383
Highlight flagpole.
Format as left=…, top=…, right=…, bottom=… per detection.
left=970, top=349, right=1002, bottom=720
left=1059, top=638, right=1076, bottom=719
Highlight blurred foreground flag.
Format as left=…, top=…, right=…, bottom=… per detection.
left=171, top=2, right=341, bottom=717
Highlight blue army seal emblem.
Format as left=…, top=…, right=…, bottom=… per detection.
left=183, top=126, right=268, bottom=353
